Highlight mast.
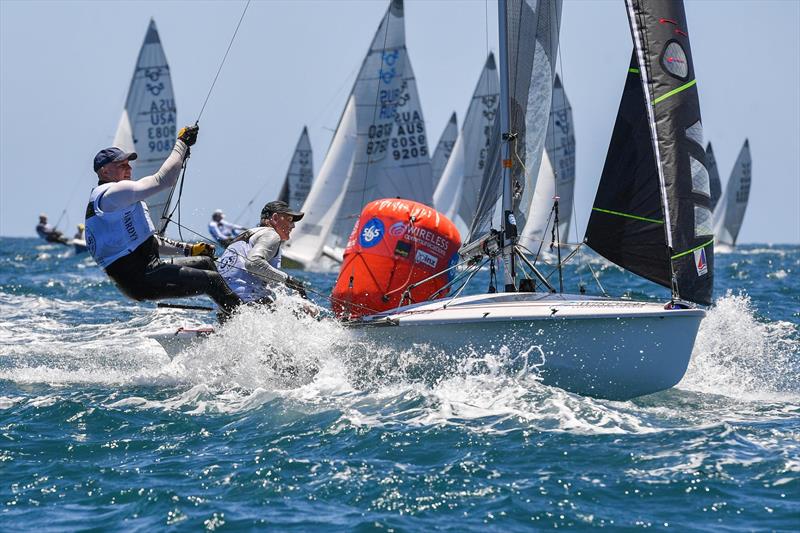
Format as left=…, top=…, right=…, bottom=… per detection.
left=497, top=0, right=517, bottom=292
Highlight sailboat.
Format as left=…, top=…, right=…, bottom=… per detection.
left=112, top=19, right=178, bottom=233
left=277, top=126, right=314, bottom=212
left=518, top=74, right=576, bottom=254
left=283, top=0, right=433, bottom=269
left=706, top=142, right=722, bottom=213
left=430, top=112, right=458, bottom=190
left=433, top=54, right=500, bottom=239
left=347, top=0, right=713, bottom=401
left=713, top=140, right=752, bottom=252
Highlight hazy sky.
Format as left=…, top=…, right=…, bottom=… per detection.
left=1, top=0, right=798, bottom=244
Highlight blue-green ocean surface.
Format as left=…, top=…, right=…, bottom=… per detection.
left=1, top=237, right=798, bottom=531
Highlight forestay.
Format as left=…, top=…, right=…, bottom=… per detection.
left=430, top=112, right=458, bottom=190
left=112, top=19, right=177, bottom=234
left=433, top=54, right=499, bottom=237
left=713, top=139, right=752, bottom=247
left=585, top=0, right=714, bottom=305
left=466, top=0, right=562, bottom=247
left=278, top=126, right=314, bottom=212
left=706, top=142, right=722, bottom=212
left=519, top=74, right=576, bottom=250
left=286, top=0, right=432, bottom=267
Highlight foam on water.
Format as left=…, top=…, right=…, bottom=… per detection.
left=2, top=286, right=798, bottom=440
left=682, top=292, right=799, bottom=401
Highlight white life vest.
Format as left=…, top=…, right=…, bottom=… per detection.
left=217, top=229, right=282, bottom=302
left=84, top=182, right=155, bottom=268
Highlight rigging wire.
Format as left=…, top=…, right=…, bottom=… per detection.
left=196, top=0, right=252, bottom=123
left=160, top=0, right=251, bottom=237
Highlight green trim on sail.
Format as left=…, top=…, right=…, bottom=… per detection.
left=671, top=238, right=714, bottom=260
left=592, top=207, right=663, bottom=225
left=628, top=68, right=640, bottom=74
left=653, top=79, right=697, bottom=105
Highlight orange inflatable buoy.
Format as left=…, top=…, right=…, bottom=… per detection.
left=332, top=198, right=461, bottom=319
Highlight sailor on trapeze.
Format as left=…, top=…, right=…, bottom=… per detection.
left=84, top=125, right=240, bottom=315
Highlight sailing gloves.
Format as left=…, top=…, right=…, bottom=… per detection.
left=178, top=125, right=199, bottom=147
left=188, top=242, right=216, bottom=257
left=285, top=276, right=308, bottom=298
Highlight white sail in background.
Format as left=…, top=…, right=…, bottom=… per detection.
left=467, top=0, right=562, bottom=244
left=278, top=126, right=314, bottom=212
left=430, top=112, right=458, bottom=190
left=285, top=0, right=433, bottom=267
left=713, top=139, right=752, bottom=248
left=519, top=74, right=575, bottom=251
left=283, top=96, right=358, bottom=267
left=433, top=54, right=499, bottom=238
left=113, top=19, right=177, bottom=234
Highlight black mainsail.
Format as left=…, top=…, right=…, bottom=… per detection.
left=586, top=0, right=713, bottom=305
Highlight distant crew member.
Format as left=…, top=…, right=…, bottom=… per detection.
left=73, top=223, right=88, bottom=255
left=35, top=213, right=69, bottom=245
left=85, top=125, right=240, bottom=315
left=217, top=200, right=308, bottom=306
left=208, top=209, right=245, bottom=247
left=74, top=223, right=85, bottom=241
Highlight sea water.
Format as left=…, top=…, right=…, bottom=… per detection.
left=0, top=238, right=797, bottom=531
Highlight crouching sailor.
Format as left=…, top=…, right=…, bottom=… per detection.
left=208, top=209, right=245, bottom=247
left=85, top=125, right=240, bottom=315
left=36, top=213, right=69, bottom=245
left=217, top=200, right=308, bottom=306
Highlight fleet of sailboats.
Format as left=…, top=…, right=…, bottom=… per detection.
left=122, top=0, right=760, bottom=400
left=283, top=0, right=433, bottom=268
left=432, top=54, right=499, bottom=238
left=112, top=19, right=178, bottom=234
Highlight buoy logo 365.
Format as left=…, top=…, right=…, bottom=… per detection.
left=359, top=218, right=385, bottom=248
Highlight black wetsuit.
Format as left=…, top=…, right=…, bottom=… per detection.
left=104, top=236, right=241, bottom=313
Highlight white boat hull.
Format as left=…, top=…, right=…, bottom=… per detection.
left=348, top=292, right=705, bottom=400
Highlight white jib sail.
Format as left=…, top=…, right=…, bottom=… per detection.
left=283, top=96, right=358, bottom=268
left=433, top=54, right=499, bottom=238
left=430, top=112, right=458, bottom=190
left=112, top=19, right=177, bottom=234
left=519, top=74, right=575, bottom=250
left=713, top=139, right=752, bottom=247
left=280, top=126, right=314, bottom=212
left=285, top=0, right=433, bottom=267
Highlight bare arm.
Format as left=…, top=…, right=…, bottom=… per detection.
left=97, top=141, right=189, bottom=213
left=244, top=228, right=288, bottom=284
